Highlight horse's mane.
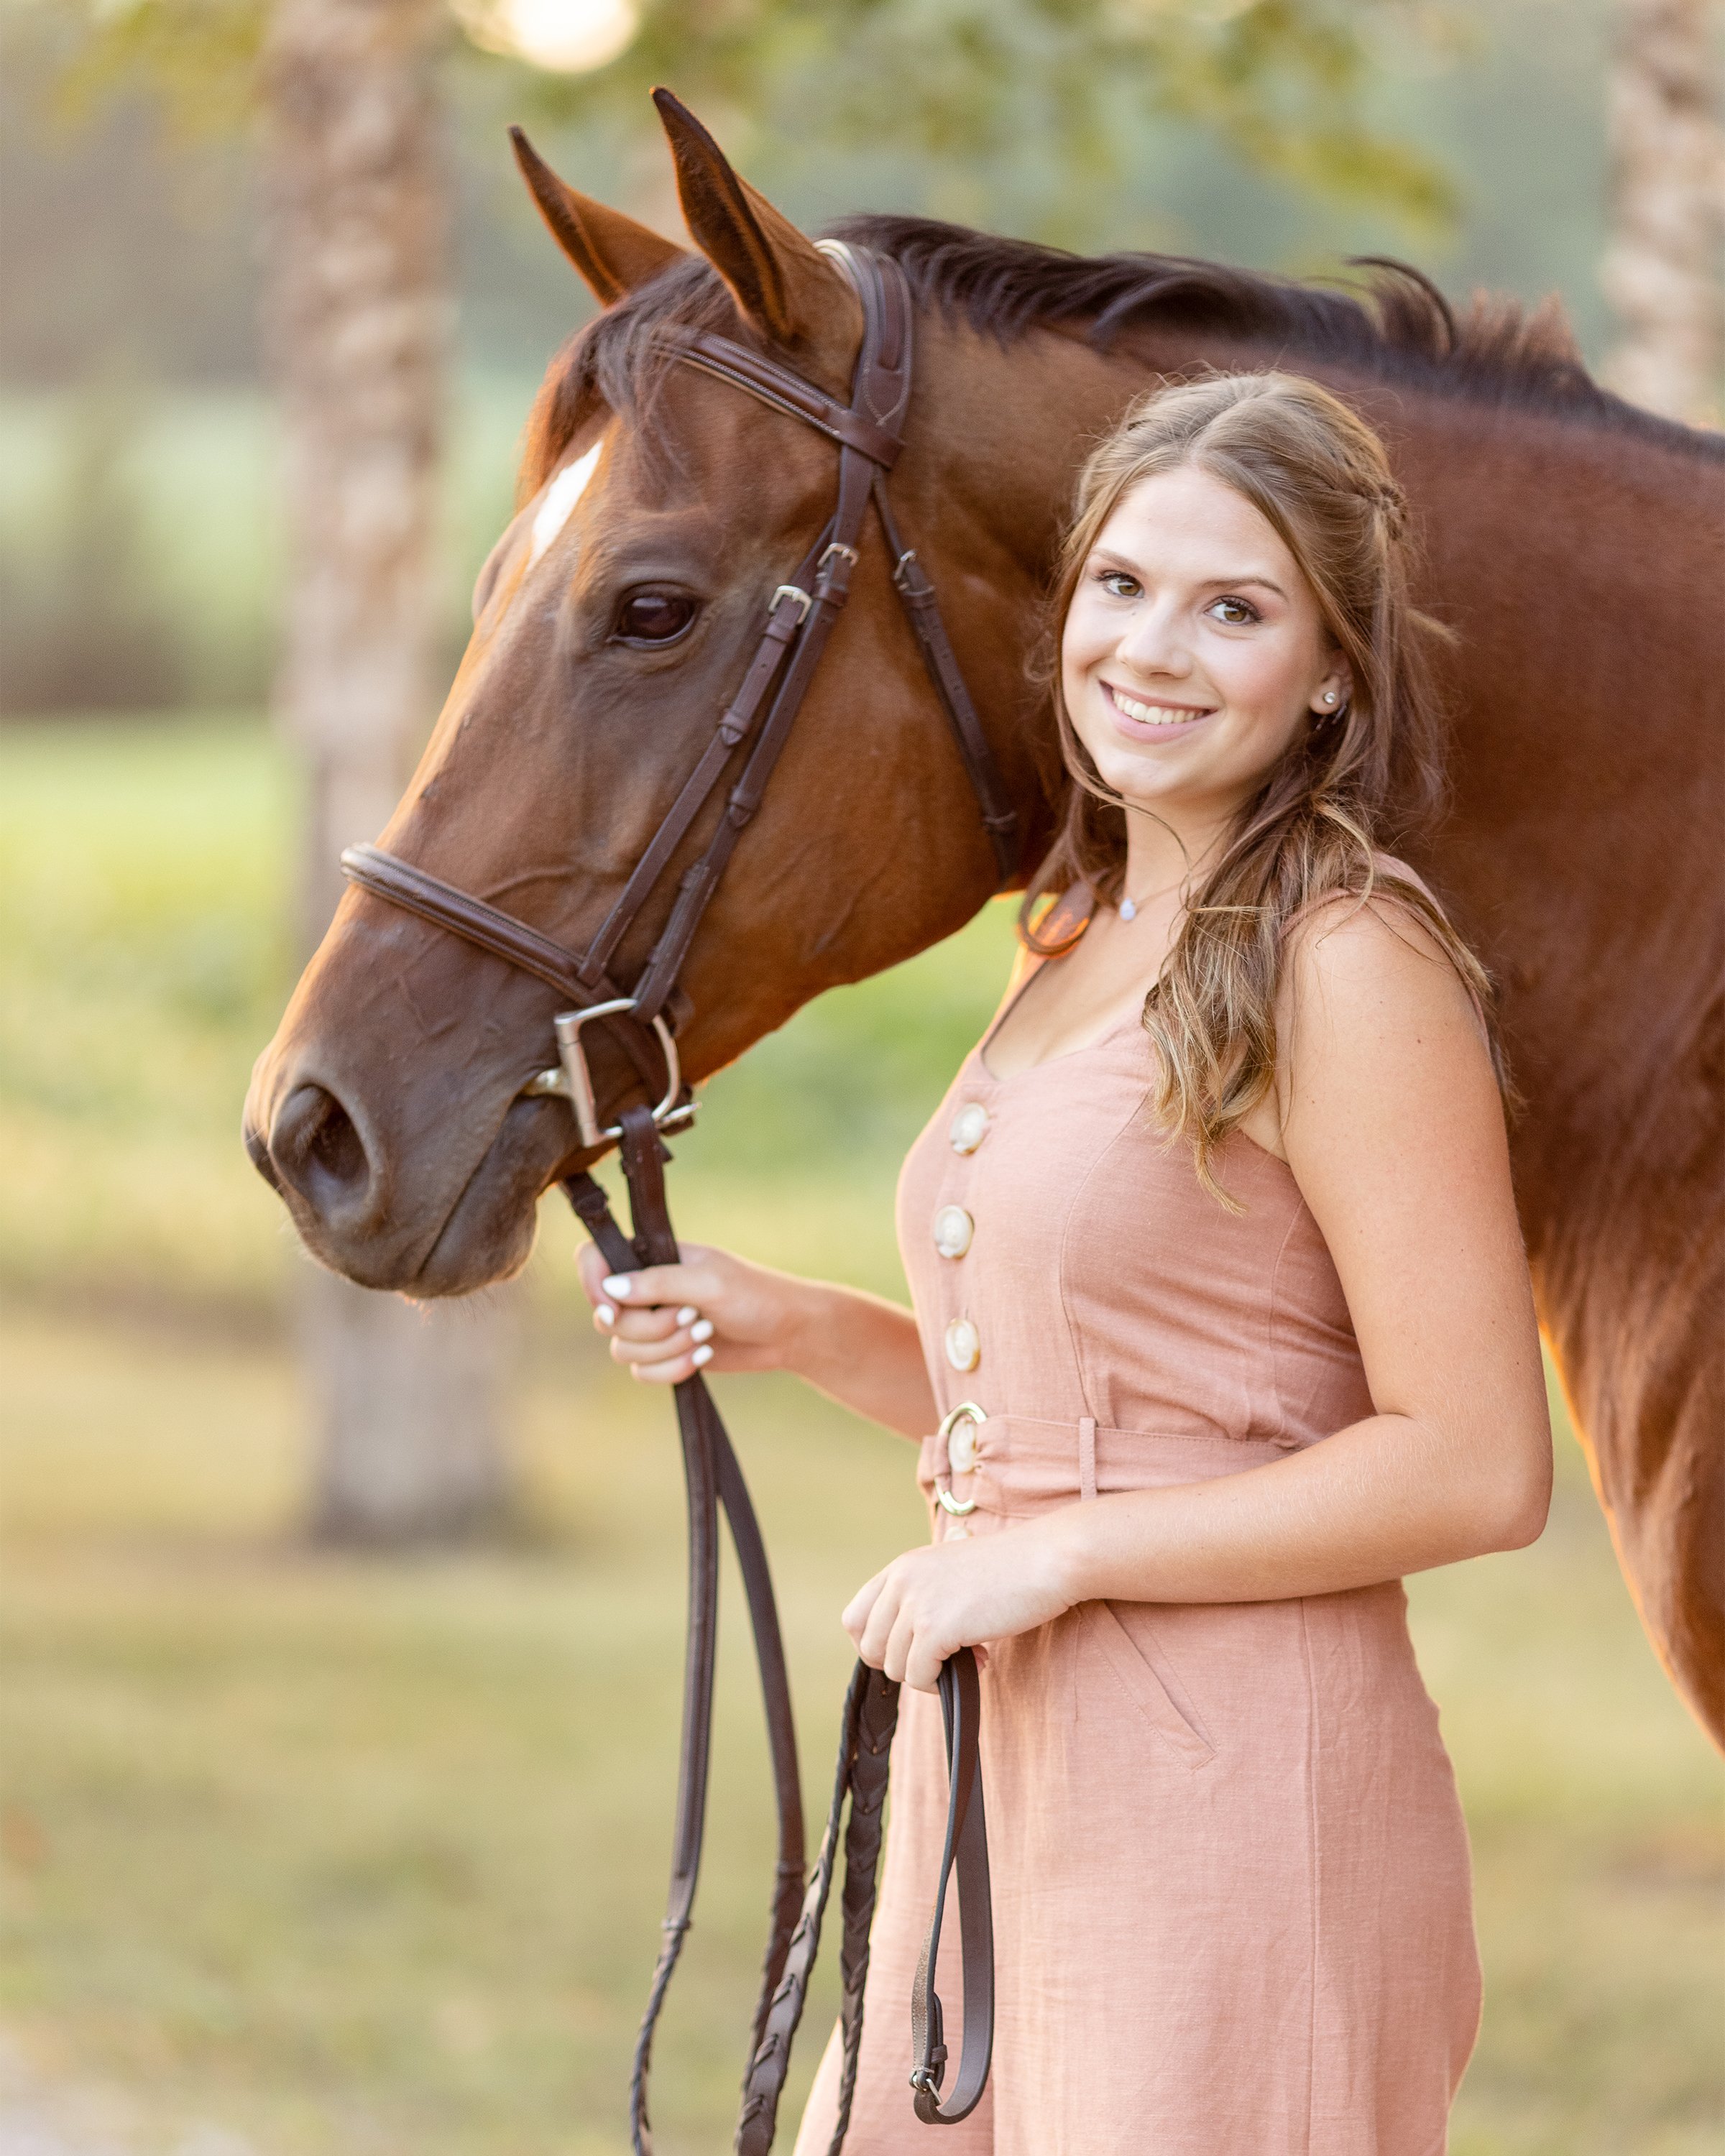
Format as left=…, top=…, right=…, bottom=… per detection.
left=523, top=213, right=1722, bottom=492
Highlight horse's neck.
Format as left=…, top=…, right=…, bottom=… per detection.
left=939, top=318, right=1721, bottom=1220
left=916, top=323, right=1147, bottom=579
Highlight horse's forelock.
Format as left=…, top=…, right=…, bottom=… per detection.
left=518, top=257, right=740, bottom=504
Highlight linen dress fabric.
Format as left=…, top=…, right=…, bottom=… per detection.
left=794, top=898, right=1483, bottom=2155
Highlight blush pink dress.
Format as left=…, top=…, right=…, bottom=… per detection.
left=794, top=927, right=1483, bottom=2155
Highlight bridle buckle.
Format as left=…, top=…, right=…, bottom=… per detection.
left=523, top=998, right=687, bottom=1151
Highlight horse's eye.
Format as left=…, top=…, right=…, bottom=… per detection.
left=614, top=590, right=698, bottom=645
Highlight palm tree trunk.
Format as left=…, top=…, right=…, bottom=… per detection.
left=1601, top=0, right=1725, bottom=424
left=262, top=0, right=514, bottom=1542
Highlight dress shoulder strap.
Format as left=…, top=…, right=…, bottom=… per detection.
left=980, top=883, right=1095, bottom=1051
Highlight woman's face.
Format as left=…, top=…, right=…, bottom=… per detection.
left=1060, top=463, right=1349, bottom=829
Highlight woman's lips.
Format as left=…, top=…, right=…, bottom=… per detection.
left=1103, top=682, right=1218, bottom=742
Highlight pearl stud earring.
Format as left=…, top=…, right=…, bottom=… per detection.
left=1322, top=690, right=1338, bottom=706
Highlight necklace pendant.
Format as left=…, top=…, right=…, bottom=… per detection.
left=1118, top=896, right=1138, bottom=921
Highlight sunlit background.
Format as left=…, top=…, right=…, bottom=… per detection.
left=1, top=1, right=1721, bottom=2151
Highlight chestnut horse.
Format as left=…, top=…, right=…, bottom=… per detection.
left=247, top=93, right=1724, bottom=1746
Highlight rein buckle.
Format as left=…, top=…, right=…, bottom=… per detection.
left=523, top=998, right=688, bottom=1151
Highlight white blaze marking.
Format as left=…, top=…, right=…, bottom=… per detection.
left=527, top=441, right=602, bottom=568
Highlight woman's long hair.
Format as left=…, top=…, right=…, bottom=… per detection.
left=1023, top=370, right=1509, bottom=1205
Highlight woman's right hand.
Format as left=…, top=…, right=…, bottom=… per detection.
left=575, top=1239, right=809, bottom=1386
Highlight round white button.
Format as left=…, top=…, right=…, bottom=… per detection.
left=948, top=1422, right=980, bottom=1475
left=944, top=1317, right=980, bottom=1372
left=948, top=1103, right=990, bottom=1155
left=933, top=1204, right=974, bottom=1258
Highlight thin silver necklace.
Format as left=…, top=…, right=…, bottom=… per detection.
left=1116, top=871, right=1187, bottom=923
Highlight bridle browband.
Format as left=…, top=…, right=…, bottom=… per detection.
left=339, top=245, right=1000, bottom=2153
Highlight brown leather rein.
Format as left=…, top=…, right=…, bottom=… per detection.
left=340, top=246, right=1002, bottom=2153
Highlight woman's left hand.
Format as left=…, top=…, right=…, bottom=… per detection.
left=843, top=1524, right=1077, bottom=1693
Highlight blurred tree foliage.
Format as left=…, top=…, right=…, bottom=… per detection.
left=554, top=0, right=1458, bottom=234
left=56, top=0, right=1458, bottom=236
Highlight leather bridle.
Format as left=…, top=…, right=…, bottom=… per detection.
left=340, top=245, right=1003, bottom=2152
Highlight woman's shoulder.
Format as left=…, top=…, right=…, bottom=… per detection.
left=1277, top=852, right=1489, bottom=1043
left=1278, top=850, right=1449, bottom=950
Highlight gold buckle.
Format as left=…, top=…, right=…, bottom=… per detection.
left=934, top=1401, right=985, bottom=1516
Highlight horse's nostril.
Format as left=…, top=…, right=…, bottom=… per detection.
left=308, top=1098, right=367, bottom=1187
left=272, top=1082, right=374, bottom=1213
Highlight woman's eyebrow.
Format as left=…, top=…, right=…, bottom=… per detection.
left=1201, top=573, right=1289, bottom=599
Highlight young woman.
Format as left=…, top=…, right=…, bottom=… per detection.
left=579, top=373, right=1552, bottom=2152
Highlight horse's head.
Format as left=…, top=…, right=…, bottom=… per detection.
left=245, top=94, right=1052, bottom=1296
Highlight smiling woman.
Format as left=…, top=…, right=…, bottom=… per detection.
left=584, top=371, right=1553, bottom=2152
left=1021, top=369, right=1500, bottom=1194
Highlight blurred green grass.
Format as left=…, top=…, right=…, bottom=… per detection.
left=0, top=717, right=300, bottom=1319
left=0, top=717, right=1719, bottom=2155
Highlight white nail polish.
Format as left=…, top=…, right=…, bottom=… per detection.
left=676, top=1305, right=699, bottom=1325
left=595, top=1304, right=615, bottom=1330
left=690, top=1319, right=714, bottom=1344
left=691, top=1343, right=713, bottom=1368
left=602, top=1275, right=631, bottom=1299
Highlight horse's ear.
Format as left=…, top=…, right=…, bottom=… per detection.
left=510, top=126, right=687, bottom=305
left=650, top=88, right=857, bottom=355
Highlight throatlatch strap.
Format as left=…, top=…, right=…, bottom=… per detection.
left=869, top=474, right=1019, bottom=885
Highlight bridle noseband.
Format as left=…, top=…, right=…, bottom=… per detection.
left=338, top=246, right=1002, bottom=2153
